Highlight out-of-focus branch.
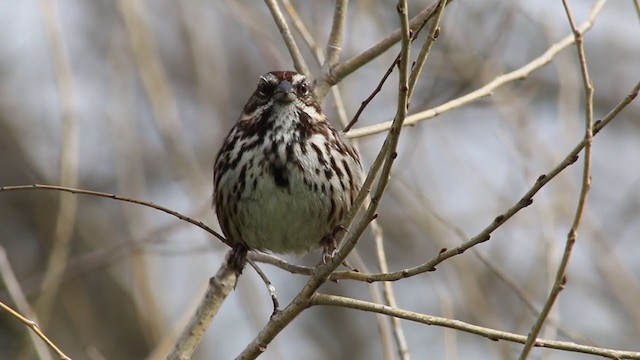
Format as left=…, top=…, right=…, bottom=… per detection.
left=117, top=0, right=207, bottom=195
left=0, top=184, right=228, bottom=245
left=167, top=252, right=238, bottom=360
left=310, top=294, right=640, bottom=359
left=0, top=247, right=53, bottom=360
left=519, top=1, right=595, bottom=358
left=37, top=0, right=79, bottom=327
left=372, top=222, right=410, bottom=360
left=346, top=0, right=607, bottom=139
left=264, top=0, right=310, bottom=77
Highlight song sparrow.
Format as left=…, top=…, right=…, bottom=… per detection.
left=213, top=71, right=363, bottom=270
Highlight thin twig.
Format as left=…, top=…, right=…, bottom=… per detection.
left=310, top=294, right=640, bottom=359
left=167, top=251, right=238, bottom=360
left=264, top=0, right=310, bottom=77
left=0, top=184, right=228, bottom=245
left=247, top=260, right=280, bottom=314
left=407, top=0, right=446, bottom=101
left=0, top=300, right=71, bottom=360
left=519, top=1, right=595, bottom=358
left=343, top=57, right=399, bottom=132
left=346, top=0, right=607, bottom=139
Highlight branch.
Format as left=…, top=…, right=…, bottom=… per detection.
left=264, top=0, right=310, bottom=77
left=406, top=0, right=446, bottom=101
left=323, top=0, right=348, bottom=69
left=0, top=184, right=229, bottom=246
left=311, top=294, right=640, bottom=359
left=167, top=252, right=238, bottom=360
left=346, top=0, right=607, bottom=139
left=519, top=1, right=595, bottom=357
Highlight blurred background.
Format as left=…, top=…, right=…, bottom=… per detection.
left=0, top=0, right=638, bottom=359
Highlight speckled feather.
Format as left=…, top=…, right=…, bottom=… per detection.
left=213, top=71, right=363, bottom=254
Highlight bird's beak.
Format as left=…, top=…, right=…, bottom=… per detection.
left=274, top=80, right=296, bottom=102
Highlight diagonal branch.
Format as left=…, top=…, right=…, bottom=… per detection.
left=264, top=0, right=310, bottom=77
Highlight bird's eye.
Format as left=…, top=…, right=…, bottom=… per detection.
left=257, top=78, right=273, bottom=97
left=297, top=82, right=309, bottom=96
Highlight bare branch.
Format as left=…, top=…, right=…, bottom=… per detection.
left=407, top=0, right=446, bottom=102
left=167, top=252, right=238, bottom=360
left=264, top=0, right=310, bottom=77
left=311, top=294, right=640, bottom=359
left=324, top=0, right=348, bottom=69
left=0, top=184, right=228, bottom=245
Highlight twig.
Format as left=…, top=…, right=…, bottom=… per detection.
left=310, top=293, right=640, bottom=359
left=37, top=0, right=79, bottom=328
left=0, top=246, right=53, bottom=360
left=346, top=0, right=607, bottom=139
left=264, top=0, right=310, bottom=77
left=0, top=184, right=228, bottom=245
left=519, top=1, right=595, bottom=358
left=323, top=0, right=348, bottom=70
left=247, top=260, right=280, bottom=315
left=167, top=251, right=238, bottom=360
left=343, top=57, right=399, bottom=132
left=406, top=0, right=446, bottom=102
left=0, top=300, right=71, bottom=360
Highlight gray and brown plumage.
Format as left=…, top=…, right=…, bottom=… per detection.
left=213, top=71, right=363, bottom=269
